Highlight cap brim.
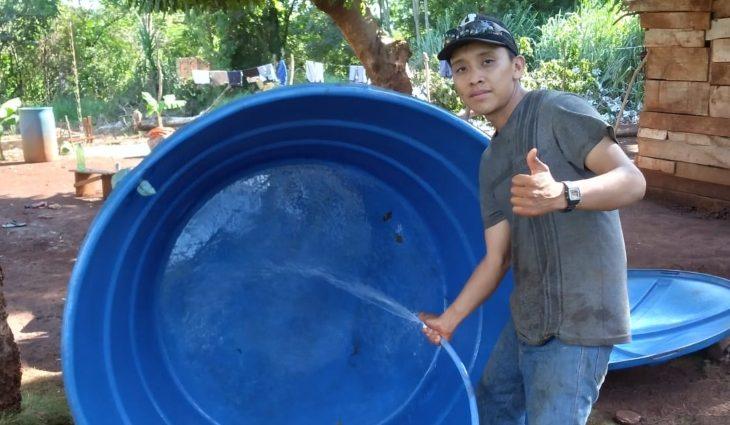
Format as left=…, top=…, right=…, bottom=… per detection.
left=437, top=38, right=508, bottom=61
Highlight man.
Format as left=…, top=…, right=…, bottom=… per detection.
left=419, top=14, right=646, bottom=425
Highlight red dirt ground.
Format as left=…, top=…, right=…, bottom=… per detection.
left=0, top=138, right=728, bottom=424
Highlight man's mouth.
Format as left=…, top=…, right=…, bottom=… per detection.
left=470, top=90, right=491, bottom=98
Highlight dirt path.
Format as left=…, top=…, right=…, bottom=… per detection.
left=1, top=138, right=728, bottom=424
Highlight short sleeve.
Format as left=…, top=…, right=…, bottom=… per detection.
left=550, top=93, right=617, bottom=170
left=479, top=159, right=505, bottom=229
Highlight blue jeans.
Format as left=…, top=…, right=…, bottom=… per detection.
left=476, top=317, right=612, bottom=425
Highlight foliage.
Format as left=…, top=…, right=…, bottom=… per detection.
left=411, top=68, right=462, bottom=113
left=523, top=58, right=600, bottom=99
left=286, top=2, right=357, bottom=81
left=141, top=91, right=186, bottom=126
left=0, top=97, right=20, bottom=128
left=533, top=0, right=644, bottom=115
left=0, top=0, right=60, bottom=101
left=0, top=0, right=644, bottom=126
left=0, top=97, right=21, bottom=160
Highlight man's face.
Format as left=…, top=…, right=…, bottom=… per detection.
left=450, top=43, right=524, bottom=116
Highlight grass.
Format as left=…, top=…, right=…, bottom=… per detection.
left=534, top=0, right=644, bottom=107
left=0, top=369, right=71, bottom=425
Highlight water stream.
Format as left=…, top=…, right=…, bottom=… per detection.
left=286, top=266, right=480, bottom=425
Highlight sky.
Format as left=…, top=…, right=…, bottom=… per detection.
left=61, top=0, right=103, bottom=10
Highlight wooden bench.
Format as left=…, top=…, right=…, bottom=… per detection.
left=71, top=168, right=115, bottom=199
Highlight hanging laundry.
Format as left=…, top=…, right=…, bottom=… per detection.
left=305, top=61, right=325, bottom=83
left=439, top=60, right=452, bottom=78
left=243, top=67, right=259, bottom=78
left=276, top=60, right=288, bottom=86
left=210, top=71, right=229, bottom=86
left=247, top=76, right=265, bottom=90
left=192, top=69, right=210, bottom=85
left=257, top=64, right=278, bottom=83
left=348, top=65, right=368, bottom=84
left=227, top=71, right=243, bottom=86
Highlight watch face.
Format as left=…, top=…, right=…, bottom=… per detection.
left=568, top=186, right=581, bottom=202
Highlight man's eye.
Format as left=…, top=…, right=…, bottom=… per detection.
left=483, top=59, right=494, bottom=65
left=455, top=66, right=466, bottom=73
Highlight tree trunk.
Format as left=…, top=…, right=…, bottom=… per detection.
left=0, top=265, right=22, bottom=413
left=68, top=19, right=84, bottom=133
left=423, top=0, right=429, bottom=35
left=312, top=0, right=412, bottom=94
left=412, top=0, right=421, bottom=47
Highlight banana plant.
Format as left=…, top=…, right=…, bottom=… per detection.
left=0, top=98, right=21, bottom=161
left=141, top=91, right=186, bottom=128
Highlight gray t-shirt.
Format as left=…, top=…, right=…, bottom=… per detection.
left=479, top=90, right=631, bottom=346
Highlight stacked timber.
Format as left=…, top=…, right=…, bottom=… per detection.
left=628, top=0, right=730, bottom=210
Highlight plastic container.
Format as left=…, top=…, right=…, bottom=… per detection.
left=19, top=107, right=59, bottom=163
left=63, top=85, right=513, bottom=424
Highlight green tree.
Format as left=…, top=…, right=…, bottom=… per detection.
left=0, top=1, right=60, bottom=101
left=0, top=97, right=20, bottom=161
left=126, top=0, right=412, bottom=93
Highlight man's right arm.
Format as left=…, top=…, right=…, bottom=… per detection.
left=420, top=219, right=511, bottom=344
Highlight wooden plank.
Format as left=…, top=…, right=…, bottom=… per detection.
left=676, top=161, right=730, bottom=185
left=667, top=131, right=730, bottom=147
left=636, top=155, right=677, bottom=174
left=643, top=169, right=730, bottom=200
left=710, top=62, right=730, bottom=84
left=711, top=38, right=730, bottom=62
left=73, top=174, right=103, bottom=188
left=707, top=18, right=730, bottom=39
left=714, top=0, right=730, bottom=18
left=643, top=80, right=710, bottom=115
left=646, top=47, right=709, bottom=81
left=627, top=0, right=712, bottom=12
left=638, top=127, right=668, bottom=140
left=644, top=29, right=706, bottom=46
left=639, top=111, right=730, bottom=137
left=640, top=12, right=711, bottom=29
left=710, top=85, right=730, bottom=117
left=637, top=137, right=730, bottom=168
left=67, top=168, right=115, bottom=175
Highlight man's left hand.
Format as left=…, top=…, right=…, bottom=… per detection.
left=511, top=148, right=567, bottom=217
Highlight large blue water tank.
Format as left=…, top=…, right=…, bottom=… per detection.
left=62, top=85, right=513, bottom=424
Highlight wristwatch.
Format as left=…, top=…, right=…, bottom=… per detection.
left=561, top=181, right=581, bottom=212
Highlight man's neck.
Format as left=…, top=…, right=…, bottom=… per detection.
left=486, top=84, right=527, bottom=132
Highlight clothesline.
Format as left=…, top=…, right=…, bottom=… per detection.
left=180, top=55, right=373, bottom=87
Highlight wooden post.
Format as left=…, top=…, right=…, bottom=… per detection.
left=64, top=115, right=72, bottom=139
left=423, top=52, right=431, bottom=102
left=412, top=0, right=421, bottom=48
left=289, top=53, right=295, bottom=85
left=68, top=19, right=83, bottom=133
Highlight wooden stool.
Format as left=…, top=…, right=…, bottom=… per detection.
left=71, top=168, right=115, bottom=199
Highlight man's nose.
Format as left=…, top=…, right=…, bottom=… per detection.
left=469, top=71, right=484, bottom=85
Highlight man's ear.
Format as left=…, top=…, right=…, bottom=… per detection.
left=512, top=55, right=526, bottom=80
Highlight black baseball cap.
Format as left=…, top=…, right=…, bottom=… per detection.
left=437, top=14, right=519, bottom=62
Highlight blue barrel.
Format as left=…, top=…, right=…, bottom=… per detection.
left=62, top=85, right=513, bottom=424
left=19, top=107, right=59, bottom=163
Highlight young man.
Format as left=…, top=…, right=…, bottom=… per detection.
left=419, top=14, right=646, bottom=425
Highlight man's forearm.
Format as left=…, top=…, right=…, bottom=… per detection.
left=573, top=164, right=646, bottom=211
left=441, top=253, right=510, bottom=331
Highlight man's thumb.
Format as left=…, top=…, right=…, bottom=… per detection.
left=527, top=148, right=549, bottom=174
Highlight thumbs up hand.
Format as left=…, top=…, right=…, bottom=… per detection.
left=511, top=148, right=567, bottom=217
